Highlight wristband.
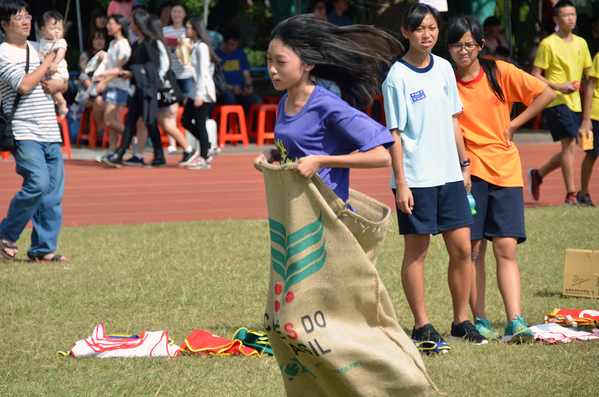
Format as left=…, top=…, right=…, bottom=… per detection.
left=460, top=158, right=470, bottom=168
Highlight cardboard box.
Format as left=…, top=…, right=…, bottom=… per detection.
left=563, top=249, right=599, bottom=298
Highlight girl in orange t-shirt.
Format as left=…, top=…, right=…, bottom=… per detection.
left=447, top=16, right=555, bottom=343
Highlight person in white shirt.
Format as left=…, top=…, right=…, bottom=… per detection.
left=95, top=14, right=132, bottom=162
left=181, top=17, right=219, bottom=170
left=0, top=0, right=68, bottom=263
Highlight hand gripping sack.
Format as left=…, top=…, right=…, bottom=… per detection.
left=261, top=163, right=439, bottom=397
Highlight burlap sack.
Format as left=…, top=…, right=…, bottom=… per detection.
left=262, top=163, right=439, bottom=397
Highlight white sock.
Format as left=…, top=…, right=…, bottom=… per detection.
left=184, top=146, right=193, bottom=153
left=135, top=153, right=143, bottom=160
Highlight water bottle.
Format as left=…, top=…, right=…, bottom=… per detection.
left=466, top=188, right=477, bottom=215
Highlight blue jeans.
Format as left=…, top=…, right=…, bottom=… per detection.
left=176, top=78, right=194, bottom=98
left=0, top=141, right=65, bottom=256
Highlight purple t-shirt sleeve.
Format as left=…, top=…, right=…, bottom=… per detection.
left=274, top=86, right=394, bottom=202
left=332, top=106, right=395, bottom=153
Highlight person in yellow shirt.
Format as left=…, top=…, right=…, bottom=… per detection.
left=576, top=52, right=599, bottom=206
left=448, top=15, right=556, bottom=342
left=530, top=0, right=592, bottom=205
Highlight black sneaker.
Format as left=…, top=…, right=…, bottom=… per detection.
left=450, top=320, right=488, bottom=345
left=576, top=191, right=595, bottom=207
left=102, top=153, right=123, bottom=168
left=144, top=158, right=167, bottom=168
left=178, top=149, right=199, bottom=166
left=411, top=323, right=447, bottom=344
left=123, top=156, right=145, bottom=166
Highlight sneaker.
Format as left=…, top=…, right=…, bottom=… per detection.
left=502, top=315, right=535, bottom=343
left=144, top=158, right=167, bottom=168
left=167, top=145, right=177, bottom=154
left=123, top=156, right=145, bottom=166
left=450, top=320, right=488, bottom=345
left=186, top=157, right=211, bottom=170
left=575, top=191, right=595, bottom=207
left=412, top=323, right=447, bottom=344
left=95, top=152, right=112, bottom=163
left=564, top=192, right=579, bottom=206
left=102, top=153, right=123, bottom=168
left=474, top=318, right=501, bottom=341
left=178, top=149, right=199, bottom=166
left=207, top=145, right=221, bottom=163
left=528, top=168, right=542, bottom=201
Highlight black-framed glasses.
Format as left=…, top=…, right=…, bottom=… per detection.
left=449, top=42, right=478, bottom=52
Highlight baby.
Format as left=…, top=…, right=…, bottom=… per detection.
left=38, top=11, right=69, bottom=120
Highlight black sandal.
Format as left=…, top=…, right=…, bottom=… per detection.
left=1, top=240, right=18, bottom=260
left=27, top=252, right=69, bottom=263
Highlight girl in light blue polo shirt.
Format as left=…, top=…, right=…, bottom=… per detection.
left=382, top=3, right=486, bottom=348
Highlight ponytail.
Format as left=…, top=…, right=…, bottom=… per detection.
left=479, top=57, right=506, bottom=103
left=270, top=15, right=403, bottom=110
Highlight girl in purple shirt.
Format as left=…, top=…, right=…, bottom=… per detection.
left=253, top=15, right=402, bottom=201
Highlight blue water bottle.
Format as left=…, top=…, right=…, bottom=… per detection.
left=466, top=188, right=477, bottom=215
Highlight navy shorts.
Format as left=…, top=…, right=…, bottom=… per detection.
left=470, top=176, right=526, bottom=244
left=392, top=181, right=473, bottom=235
left=587, top=120, right=599, bottom=156
left=544, top=104, right=580, bottom=142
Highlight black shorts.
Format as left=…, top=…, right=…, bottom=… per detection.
left=544, top=104, right=580, bottom=142
left=470, top=176, right=526, bottom=244
left=393, top=181, right=473, bottom=235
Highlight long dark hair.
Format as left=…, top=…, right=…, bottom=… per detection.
left=270, top=15, right=403, bottom=109
left=150, top=15, right=170, bottom=68
left=108, top=14, right=129, bottom=41
left=133, top=11, right=158, bottom=51
left=187, top=17, right=220, bottom=64
left=150, top=15, right=167, bottom=49
left=447, top=15, right=506, bottom=103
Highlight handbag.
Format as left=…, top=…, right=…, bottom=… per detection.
left=157, top=69, right=183, bottom=107
left=0, top=43, right=30, bottom=151
left=213, top=61, right=227, bottom=97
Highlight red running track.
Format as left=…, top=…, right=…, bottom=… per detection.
left=0, top=144, right=597, bottom=228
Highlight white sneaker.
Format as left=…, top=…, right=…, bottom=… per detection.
left=207, top=145, right=221, bottom=163
left=186, top=157, right=211, bottom=170
left=95, top=152, right=112, bottom=163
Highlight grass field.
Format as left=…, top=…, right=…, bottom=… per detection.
left=1, top=207, right=598, bottom=396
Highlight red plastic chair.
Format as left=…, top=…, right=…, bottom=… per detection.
left=261, top=96, right=283, bottom=105
left=57, top=116, right=72, bottom=159
left=247, top=104, right=277, bottom=146
left=76, top=108, right=101, bottom=148
left=212, top=105, right=249, bottom=148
